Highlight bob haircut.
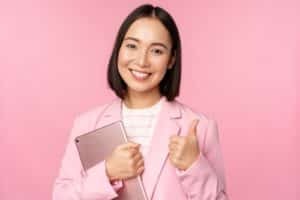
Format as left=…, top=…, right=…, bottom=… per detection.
left=107, top=4, right=181, bottom=101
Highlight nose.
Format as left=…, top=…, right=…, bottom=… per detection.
left=136, top=50, right=149, bottom=68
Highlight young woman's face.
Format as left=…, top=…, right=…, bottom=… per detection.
left=117, top=17, right=175, bottom=96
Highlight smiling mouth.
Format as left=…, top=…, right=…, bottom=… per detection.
left=129, top=69, right=152, bottom=80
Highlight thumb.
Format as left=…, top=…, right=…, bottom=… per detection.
left=188, top=119, right=199, bottom=137
left=129, top=142, right=140, bottom=149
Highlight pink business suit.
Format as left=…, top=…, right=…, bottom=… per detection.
left=53, top=96, right=229, bottom=200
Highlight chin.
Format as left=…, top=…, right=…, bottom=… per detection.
left=127, top=83, right=156, bottom=94
left=129, top=86, right=152, bottom=93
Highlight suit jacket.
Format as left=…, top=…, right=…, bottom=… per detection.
left=53, top=96, right=229, bottom=200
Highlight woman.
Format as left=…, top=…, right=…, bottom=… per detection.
left=53, top=4, right=229, bottom=200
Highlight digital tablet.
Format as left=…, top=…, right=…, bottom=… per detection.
left=74, top=120, right=148, bottom=200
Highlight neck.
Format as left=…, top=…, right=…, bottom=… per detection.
left=123, top=88, right=162, bottom=109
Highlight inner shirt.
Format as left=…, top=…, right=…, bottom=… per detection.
left=121, top=97, right=163, bottom=157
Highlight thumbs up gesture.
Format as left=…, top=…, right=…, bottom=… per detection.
left=168, top=119, right=200, bottom=170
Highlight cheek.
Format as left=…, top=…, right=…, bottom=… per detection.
left=118, top=49, right=134, bottom=67
left=153, top=54, right=170, bottom=66
left=152, top=57, right=170, bottom=73
left=117, top=52, right=127, bottom=75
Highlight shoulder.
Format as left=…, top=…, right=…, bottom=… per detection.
left=77, top=102, right=110, bottom=120
left=72, top=99, right=116, bottom=128
left=173, top=99, right=215, bottom=124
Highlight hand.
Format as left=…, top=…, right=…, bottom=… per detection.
left=168, top=119, right=200, bottom=171
left=105, top=142, right=144, bottom=181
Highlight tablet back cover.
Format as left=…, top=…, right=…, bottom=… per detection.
left=74, top=120, right=148, bottom=200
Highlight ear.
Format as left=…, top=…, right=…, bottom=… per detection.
left=168, top=51, right=176, bottom=70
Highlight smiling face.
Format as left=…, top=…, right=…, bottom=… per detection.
left=117, top=17, right=175, bottom=98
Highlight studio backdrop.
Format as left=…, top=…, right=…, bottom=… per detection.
left=1, top=0, right=299, bottom=200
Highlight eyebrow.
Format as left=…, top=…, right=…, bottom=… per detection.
left=124, top=36, right=169, bottom=50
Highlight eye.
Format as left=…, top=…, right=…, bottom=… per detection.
left=151, top=48, right=163, bottom=55
left=125, top=43, right=136, bottom=49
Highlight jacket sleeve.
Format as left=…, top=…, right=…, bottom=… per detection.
left=52, top=116, right=123, bottom=200
left=176, top=119, right=229, bottom=200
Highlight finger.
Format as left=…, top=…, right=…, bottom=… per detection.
left=169, top=149, right=175, bottom=157
left=127, top=141, right=141, bottom=149
left=169, top=135, right=177, bottom=143
left=169, top=154, right=179, bottom=166
left=136, top=158, right=144, bottom=168
left=128, top=147, right=140, bottom=157
left=169, top=146, right=179, bottom=157
left=169, top=150, right=176, bottom=158
left=168, top=142, right=177, bottom=152
left=169, top=135, right=183, bottom=144
left=132, top=152, right=143, bottom=162
left=119, top=142, right=140, bottom=150
left=136, top=165, right=145, bottom=175
left=169, top=148, right=175, bottom=155
left=121, top=147, right=138, bottom=159
left=170, top=137, right=186, bottom=149
left=188, top=119, right=199, bottom=136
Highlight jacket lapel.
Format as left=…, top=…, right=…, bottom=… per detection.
left=141, top=97, right=181, bottom=199
left=93, top=98, right=122, bottom=130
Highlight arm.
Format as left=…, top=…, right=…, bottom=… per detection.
left=176, top=119, right=229, bottom=200
left=52, top=117, right=123, bottom=200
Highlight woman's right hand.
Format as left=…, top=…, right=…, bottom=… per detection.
left=105, top=142, right=144, bottom=182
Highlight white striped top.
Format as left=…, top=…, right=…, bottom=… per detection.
left=121, top=98, right=162, bottom=157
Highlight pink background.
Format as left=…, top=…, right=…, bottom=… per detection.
left=1, top=0, right=299, bottom=199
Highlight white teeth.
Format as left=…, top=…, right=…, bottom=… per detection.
left=131, top=70, right=150, bottom=78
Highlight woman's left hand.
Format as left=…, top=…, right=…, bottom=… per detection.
left=168, top=119, right=200, bottom=171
